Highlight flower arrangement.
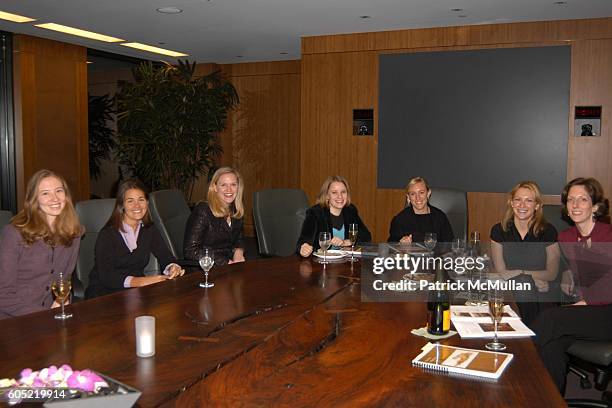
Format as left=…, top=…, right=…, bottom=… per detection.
left=0, top=364, right=108, bottom=393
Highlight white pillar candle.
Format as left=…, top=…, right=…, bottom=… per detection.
left=135, top=316, right=155, bottom=357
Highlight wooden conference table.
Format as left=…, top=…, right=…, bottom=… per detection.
left=0, top=256, right=564, bottom=407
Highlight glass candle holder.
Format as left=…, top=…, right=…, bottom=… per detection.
left=135, top=316, right=155, bottom=357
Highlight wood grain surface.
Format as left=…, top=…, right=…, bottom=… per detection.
left=0, top=257, right=564, bottom=407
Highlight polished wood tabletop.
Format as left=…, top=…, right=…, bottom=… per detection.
left=0, top=256, right=565, bottom=407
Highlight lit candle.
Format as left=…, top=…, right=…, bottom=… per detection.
left=135, top=316, right=155, bottom=357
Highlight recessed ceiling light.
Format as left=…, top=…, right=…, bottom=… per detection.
left=451, top=8, right=463, bottom=12
left=86, top=61, right=93, bottom=64
left=0, top=10, right=36, bottom=23
left=156, top=7, right=183, bottom=14
left=35, top=23, right=124, bottom=42
left=359, top=15, right=372, bottom=19
left=553, top=1, right=567, bottom=4
left=121, top=42, right=188, bottom=57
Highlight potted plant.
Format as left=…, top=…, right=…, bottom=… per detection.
left=115, top=60, right=239, bottom=200
left=88, top=94, right=116, bottom=181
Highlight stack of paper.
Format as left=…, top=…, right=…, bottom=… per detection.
left=450, top=305, right=535, bottom=338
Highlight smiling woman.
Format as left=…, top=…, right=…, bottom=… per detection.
left=183, top=167, right=246, bottom=266
left=297, top=175, right=371, bottom=257
left=0, top=169, right=83, bottom=319
left=85, top=179, right=184, bottom=299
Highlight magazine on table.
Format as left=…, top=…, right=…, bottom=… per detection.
left=412, top=342, right=514, bottom=380
left=450, top=305, right=521, bottom=322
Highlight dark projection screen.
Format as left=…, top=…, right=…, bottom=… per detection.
left=378, top=46, right=570, bottom=194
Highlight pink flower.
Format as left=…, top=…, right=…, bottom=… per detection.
left=66, top=370, right=106, bottom=392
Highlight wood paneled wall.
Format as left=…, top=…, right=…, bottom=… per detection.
left=209, top=60, right=301, bottom=235
left=13, top=35, right=89, bottom=206
left=301, top=18, right=612, bottom=242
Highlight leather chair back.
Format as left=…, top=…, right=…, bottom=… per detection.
left=75, top=199, right=115, bottom=298
left=428, top=187, right=468, bottom=241
left=253, top=189, right=309, bottom=256
left=75, top=199, right=159, bottom=297
left=149, top=190, right=191, bottom=259
left=543, top=204, right=571, bottom=234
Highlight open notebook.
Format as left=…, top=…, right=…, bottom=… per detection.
left=412, top=342, right=514, bottom=380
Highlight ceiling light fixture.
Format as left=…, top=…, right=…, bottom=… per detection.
left=0, top=10, right=36, bottom=23
left=359, top=15, right=372, bottom=19
left=121, top=42, right=188, bottom=57
left=35, top=23, right=124, bottom=42
left=156, top=7, right=183, bottom=14
left=553, top=1, right=567, bottom=4
left=451, top=8, right=463, bottom=12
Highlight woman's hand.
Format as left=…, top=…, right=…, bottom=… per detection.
left=533, top=277, right=549, bottom=293
left=330, top=237, right=344, bottom=247
left=399, top=235, right=413, bottom=243
left=167, top=263, right=185, bottom=279
left=130, top=275, right=169, bottom=287
left=300, top=243, right=313, bottom=257
left=230, top=248, right=246, bottom=264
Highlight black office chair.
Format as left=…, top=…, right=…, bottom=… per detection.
left=148, top=189, right=197, bottom=266
left=253, top=188, right=309, bottom=257
left=414, top=187, right=468, bottom=241
left=543, top=203, right=571, bottom=234
left=75, top=199, right=159, bottom=299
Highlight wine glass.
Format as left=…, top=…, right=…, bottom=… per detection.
left=52, top=272, right=72, bottom=320
left=423, top=232, right=437, bottom=252
left=318, top=232, right=331, bottom=264
left=485, top=291, right=507, bottom=351
left=451, top=238, right=465, bottom=257
left=198, top=249, right=215, bottom=288
left=469, top=230, right=481, bottom=256
left=348, top=223, right=358, bottom=263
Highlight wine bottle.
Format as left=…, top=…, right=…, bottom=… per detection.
left=427, top=288, right=450, bottom=335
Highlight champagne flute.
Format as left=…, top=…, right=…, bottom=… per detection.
left=318, top=232, right=331, bottom=264
left=52, top=272, right=72, bottom=320
left=485, top=291, right=507, bottom=351
left=451, top=238, right=465, bottom=257
left=198, top=249, right=215, bottom=288
left=348, top=223, right=358, bottom=263
left=424, top=232, right=437, bottom=252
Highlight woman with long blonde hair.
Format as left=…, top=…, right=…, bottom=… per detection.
left=489, top=180, right=560, bottom=325
left=0, top=169, right=82, bottom=319
left=183, top=167, right=245, bottom=265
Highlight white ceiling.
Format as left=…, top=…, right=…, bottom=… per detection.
left=1, top=0, right=612, bottom=64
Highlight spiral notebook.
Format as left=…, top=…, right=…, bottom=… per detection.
left=412, top=342, right=513, bottom=380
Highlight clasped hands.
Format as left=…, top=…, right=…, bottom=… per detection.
left=300, top=237, right=351, bottom=258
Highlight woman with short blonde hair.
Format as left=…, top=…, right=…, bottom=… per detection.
left=184, top=167, right=245, bottom=265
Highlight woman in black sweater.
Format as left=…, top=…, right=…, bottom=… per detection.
left=297, top=176, right=371, bottom=257
left=388, top=176, right=454, bottom=244
left=86, top=180, right=183, bottom=298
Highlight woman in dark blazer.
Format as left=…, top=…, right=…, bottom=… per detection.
left=85, top=180, right=184, bottom=299
left=297, top=175, right=371, bottom=257
left=183, top=167, right=245, bottom=266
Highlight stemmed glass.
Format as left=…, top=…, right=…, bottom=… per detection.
left=348, top=223, right=358, bottom=263
left=198, top=249, right=215, bottom=288
left=485, top=290, right=507, bottom=351
left=52, top=272, right=72, bottom=320
left=424, top=232, right=437, bottom=252
left=318, top=232, right=331, bottom=264
left=451, top=238, right=465, bottom=257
